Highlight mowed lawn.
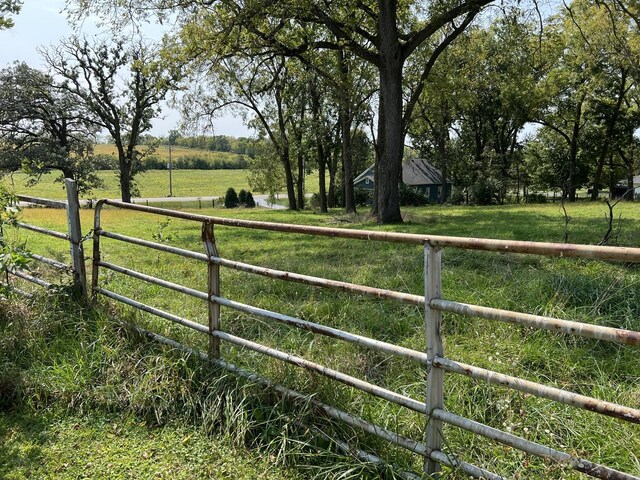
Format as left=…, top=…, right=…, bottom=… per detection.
left=4, top=202, right=640, bottom=479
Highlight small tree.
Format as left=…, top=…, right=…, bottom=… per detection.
left=238, top=190, right=256, bottom=208
left=238, top=189, right=248, bottom=205
left=43, top=36, right=179, bottom=202
left=224, top=187, right=239, bottom=208
left=244, top=191, right=256, bottom=208
left=0, top=63, right=102, bottom=194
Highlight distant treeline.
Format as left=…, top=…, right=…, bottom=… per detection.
left=93, top=134, right=262, bottom=170
left=143, top=134, right=261, bottom=157
left=144, top=154, right=249, bottom=170
left=94, top=152, right=249, bottom=171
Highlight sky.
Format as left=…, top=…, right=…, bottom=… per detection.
left=0, top=0, right=252, bottom=138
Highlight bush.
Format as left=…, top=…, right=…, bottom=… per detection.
left=526, top=193, right=548, bottom=204
left=238, top=190, right=256, bottom=208
left=225, top=188, right=239, bottom=208
left=93, top=154, right=118, bottom=170
left=334, top=187, right=373, bottom=208
left=399, top=184, right=429, bottom=206
left=143, top=154, right=167, bottom=170
left=469, top=177, right=498, bottom=205
left=449, top=188, right=466, bottom=205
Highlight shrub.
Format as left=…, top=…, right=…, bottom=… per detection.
left=143, top=154, right=167, bottom=170
left=225, top=188, right=239, bottom=208
left=238, top=190, right=256, bottom=208
left=399, top=184, right=429, bottom=206
left=93, top=154, right=118, bottom=170
left=334, top=187, right=373, bottom=207
left=469, top=177, right=498, bottom=205
left=526, top=193, right=547, bottom=204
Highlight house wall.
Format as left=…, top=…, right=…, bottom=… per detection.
left=416, top=184, right=452, bottom=202
left=354, top=177, right=375, bottom=191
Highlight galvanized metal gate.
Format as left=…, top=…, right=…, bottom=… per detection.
left=91, top=199, right=640, bottom=480
left=3, top=179, right=87, bottom=298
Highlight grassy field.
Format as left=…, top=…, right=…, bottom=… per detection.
left=2, top=169, right=322, bottom=201
left=93, top=143, right=240, bottom=163
left=2, top=202, right=640, bottom=479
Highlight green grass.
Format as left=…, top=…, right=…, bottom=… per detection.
left=2, top=169, right=322, bottom=201
left=2, top=202, right=640, bottom=479
left=0, top=411, right=300, bottom=480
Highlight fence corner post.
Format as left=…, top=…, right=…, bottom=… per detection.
left=64, top=178, right=87, bottom=301
left=202, top=221, right=221, bottom=359
left=424, top=243, right=443, bottom=476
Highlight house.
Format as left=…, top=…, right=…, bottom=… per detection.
left=353, top=158, right=453, bottom=203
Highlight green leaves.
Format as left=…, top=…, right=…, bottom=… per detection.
left=0, top=0, right=21, bottom=29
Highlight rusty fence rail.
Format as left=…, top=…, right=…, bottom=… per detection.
left=3, top=179, right=87, bottom=298
left=91, top=199, right=640, bottom=480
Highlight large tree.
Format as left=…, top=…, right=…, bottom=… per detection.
left=181, top=54, right=305, bottom=209
left=43, top=36, right=176, bottom=202
left=68, top=0, right=494, bottom=223
left=0, top=62, right=101, bottom=193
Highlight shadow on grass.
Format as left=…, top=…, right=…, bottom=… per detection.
left=0, top=411, right=50, bottom=479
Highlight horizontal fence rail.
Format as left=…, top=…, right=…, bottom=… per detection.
left=100, top=200, right=640, bottom=262
left=90, top=199, right=640, bottom=480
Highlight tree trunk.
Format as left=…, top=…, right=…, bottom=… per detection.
left=377, top=0, right=404, bottom=223
left=436, top=125, right=448, bottom=204
left=567, top=98, right=584, bottom=202
left=318, top=147, right=328, bottom=212
left=274, top=84, right=297, bottom=210
left=371, top=89, right=384, bottom=217
left=328, top=124, right=340, bottom=208
left=338, top=49, right=356, bottom=214
left=296, top=148, right=305, bottom=210
left=591, top=70, right=627, bottom=200
left=341, top=108, right=356, bottom=213
left=119, top=158, right=132, bottom=203
left=282, top=149, right=297, bottom=210
left=608, top=152, right=615, bottom=201
left=311, top=83, right=328, bottom=212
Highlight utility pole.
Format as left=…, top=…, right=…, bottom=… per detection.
left=168, top=142, right=173, bottom=197
left=168, top=129, right=179, bottom=197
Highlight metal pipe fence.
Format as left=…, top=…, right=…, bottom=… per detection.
left=3, top=179, right=87, bottom=297
left=91, top=199, right=640, bottom=480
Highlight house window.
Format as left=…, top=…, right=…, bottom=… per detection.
left=437, top=186, right=442, bottom=198
left=366, top=178, right=370, bottom=185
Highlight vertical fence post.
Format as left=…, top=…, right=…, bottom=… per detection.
left=424, top=243, right=444, bottom=476
left=64, top=179, right=87, bottom=300
left=202, top=221, right=220, bottom=359
left=91, top=201, right=104, bottom=301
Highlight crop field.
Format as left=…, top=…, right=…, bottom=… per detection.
left=2, top=202, right=640, bottom=479
left=93, top=143, right=241, bottom=163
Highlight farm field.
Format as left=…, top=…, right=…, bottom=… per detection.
left=2, top=202, right=640, bottom=479
left=1, top=169, right=322, bottom=200
left=93, top=143, right=241, bottom=163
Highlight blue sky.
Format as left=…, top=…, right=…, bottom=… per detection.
left=0, top=0, right=251, bottom=138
